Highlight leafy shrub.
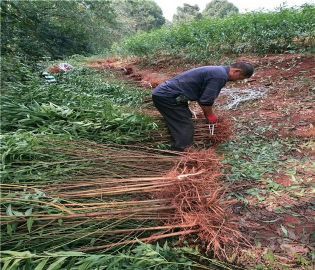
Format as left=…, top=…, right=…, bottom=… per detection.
left=114, top=6, right=315, bottom=62
left=1, top=56, right=35, bottom=87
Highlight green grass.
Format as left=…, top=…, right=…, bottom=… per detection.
left=113, top=6, right=315, bottom=63
left=218, top=136, right=297, bottom=203
left=219, top=136, right=288, bottom=182
left=219, top=136, right=313, bottom=209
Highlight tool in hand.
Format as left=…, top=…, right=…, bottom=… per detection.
left=208, top=124, right=215, bottom=135
left=207, top=114, right=217, bottom=136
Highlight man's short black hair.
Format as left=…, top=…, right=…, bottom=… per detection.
left=230, top=62, right=254, bottom=78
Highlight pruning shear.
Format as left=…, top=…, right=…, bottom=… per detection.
left=208, top=124, right=215, bottom=136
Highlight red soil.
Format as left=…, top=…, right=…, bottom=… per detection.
left=273, top=174, right=293, bottom=187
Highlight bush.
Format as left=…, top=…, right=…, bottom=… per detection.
left=114, top=6, right=315, bottom=62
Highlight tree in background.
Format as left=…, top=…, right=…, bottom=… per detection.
left=1, top=0, right=166, bottom=61
left=202, top=0, right=239, bottom=18
left=173, top=4, right=202, bottom=23
left=1, top=0, right=117, bottom=59
left=1, top=0, right=165, bottom=83
left=113, top=0, right=165, bottom=37
left=1, top=0, right=119, bottom=84
left=1, top=0, right=116, bottom=59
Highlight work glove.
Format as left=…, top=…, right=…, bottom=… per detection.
left=207, top=114, right=218, bottom=124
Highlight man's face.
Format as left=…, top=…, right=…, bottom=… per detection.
left=229, top=68, right=246, bottom=81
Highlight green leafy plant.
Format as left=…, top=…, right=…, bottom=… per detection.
left=219, top=136, right=285, bottom=182
left=0, top=245, right=235, bottom=270
left=1, top=68, right=157, bottom=144
left=114, top=6, right=315, bottom=63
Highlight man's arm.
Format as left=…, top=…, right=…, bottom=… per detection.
left=199, top=105, right=218, bottom=123
left=198, top=78, right=226, bottom=123
left=200, top=105, right=214, bottom=118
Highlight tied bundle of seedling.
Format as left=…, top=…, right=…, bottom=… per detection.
left=1, top=146, right=249, bottom=261
left=151, top=114, right=234, bottom=149
left=194, top=116, right=234, bottom=146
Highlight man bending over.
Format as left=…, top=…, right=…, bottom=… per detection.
left=152, top=62, right=254, bottom=151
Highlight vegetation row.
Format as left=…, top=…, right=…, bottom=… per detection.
left=114, top=6, right=315, bottom=62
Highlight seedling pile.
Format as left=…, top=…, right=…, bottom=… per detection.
left=2, top=148, right=247, bottom=261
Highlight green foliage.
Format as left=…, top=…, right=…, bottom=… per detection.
left=0, top=0, right=166, bottom=85
left=1, top=0, right=117, bottom=59
left=114, top=6, right=315, bottom=62
left=0, top=56, right=35, bottom=86
left=0, top=132, right=90, bottom=183
left=1, top=68, right=156, bottom=144
left=1, top=1, right=120, bottom=87
left=113, top=0, right=165, bottom=36
left=0, top=245, right=234, bottom=270
left=202, top=0, right=239, bottom=18
left=219, top=137, right=285, bottom=182
left=173, top=4, right=202, bottom=24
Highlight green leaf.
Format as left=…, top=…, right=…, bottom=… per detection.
left=144, top=250, right=159, bottom=257
left=53, top=251, right=85, bottom=256
left=280, top=224, right=288, bottom=237
left=163, top=241, right=169, bottom=251
left=6, top=205, right=13, bottom=216
left=106, top=256, right=125, bottom=268
left=7, top=224, right=13, bottom=237
left=90, top=238, right=96, bottom=245
left=27, top=217, right=34, bottom=233
left=1, top=258, right=12, bottom=270
left=34, top=258, right=50, bottom=270
left=25, top=207, right=33, bottom=216
left=12, top=210, right=24, bottom=217
left=77, top=261, right=92, bottom=270
left=46, top=257, right=67, bottom=270
left=0, top=251, right=33, bottom=257
left=7, top=258, right=22, bottom=270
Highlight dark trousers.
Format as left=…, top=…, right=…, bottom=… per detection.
left=152, top=95, right=194, bottom=151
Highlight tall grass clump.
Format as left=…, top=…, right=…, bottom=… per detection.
left=114, top=5, right=315, bottom=63
left=1, top=67, right=156, bottom=144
